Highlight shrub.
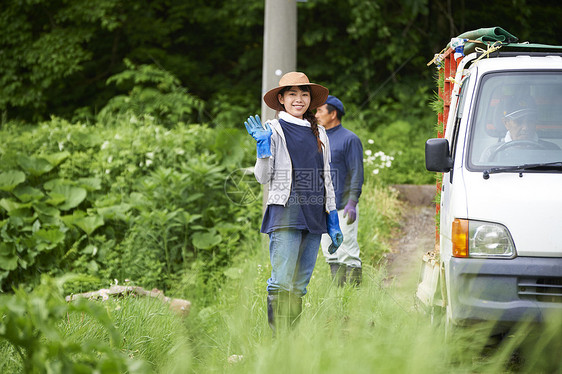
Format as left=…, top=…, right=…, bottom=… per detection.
left=0, top=116, right=262, bottom=297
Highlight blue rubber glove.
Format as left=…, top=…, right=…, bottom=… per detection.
left=326, top=210, right=343, bottom=254
left=343, top=199, right=357, bottom=224
left=244, top=114, right=272, bottom=158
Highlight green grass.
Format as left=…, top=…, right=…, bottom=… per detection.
left=61, top=296, right=192, bottom=373
left=185, top=249, right=562, bottom=374
left=2, top=184, right=562, bottom=373
left=181, top=182, right=562, bottom=373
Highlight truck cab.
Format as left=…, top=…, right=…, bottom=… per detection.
left=418, top=33, right=562, bottom=331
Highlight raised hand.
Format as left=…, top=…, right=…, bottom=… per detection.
left=244, top=115, right=272, bottom=158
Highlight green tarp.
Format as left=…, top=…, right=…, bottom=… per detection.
left=451, top=27, right=562, bottom=55
left=456, top=27, right=518, bottom=54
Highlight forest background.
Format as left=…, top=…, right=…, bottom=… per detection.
left=1, top=1, right=562, bottom=372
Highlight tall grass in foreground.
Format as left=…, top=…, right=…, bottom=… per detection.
left=62, top=296, right=192, bottom=372
left=184, top=182, right=562, bottom=373
left=186, top=252, right=562, bottom=374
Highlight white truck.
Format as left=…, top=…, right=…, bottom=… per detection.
left=416, top=27, right=562, bottom=332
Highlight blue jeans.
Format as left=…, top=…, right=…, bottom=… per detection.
left=267, top=229, right=321, bottom=297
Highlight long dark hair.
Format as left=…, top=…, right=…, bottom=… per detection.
left=279, top=85, right=323, bottom=152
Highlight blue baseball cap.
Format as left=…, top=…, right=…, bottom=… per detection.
left=325, top=95, right=345, bottom=116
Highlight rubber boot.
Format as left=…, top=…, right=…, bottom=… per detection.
left=330, top=263, right=346, bottom=287
left=267, top=292, right=293, bottom=334
left=288, top=294, right=303, bottom=326
left=346, top=266, right=362, bottom=286
left=267, top=294, right=277, bottom=335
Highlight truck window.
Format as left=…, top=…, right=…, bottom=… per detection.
left=468, top=71, right=562, bottom=169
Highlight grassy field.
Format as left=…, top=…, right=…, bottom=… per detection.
left=182, top=181, right=562, bottom=374
left=184, top=250, right=562, bottom=374
left=1, top=183, right=561, bottom=373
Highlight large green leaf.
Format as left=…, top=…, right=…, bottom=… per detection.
left=45, top=193, right=66, bottom=207
left=0, top=198, right=31, bottom=213
left=33, top=202, right=60, bottom=217
left=0, top=171, right=26, bottom=192
left=13, top=185, right=44, bottom=202
left=33, top=229, right=65, bottom=252
left=97, top=203, right=131, bottom=221
left=43, top=178, right=67, bottom=190
left=192, top=230, right=222, bottom=250
left=0, top=243, right=18, bottom=271
left=42, top=151, right=70, bottom=167
left=49, top=185, right=87, bottom=211
left=17, top=155, right=54, bottom=176
left=75, top=215, right=104, bottom=236
left=63, top=212, right=104, bottom=235
left=77, top=177, right=102, bottom=191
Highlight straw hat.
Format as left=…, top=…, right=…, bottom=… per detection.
left=263, top=72, right=329, bottom=111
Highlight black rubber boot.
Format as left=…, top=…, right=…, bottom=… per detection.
left=267, top=292, right=295, bottom=334
left=288, top=294, right=303, bottom=326
left=346, top=266, right=362, bottom=286
left=267, top=294, right=277, bottom=334
left=330, top=263, right=346, bottom=286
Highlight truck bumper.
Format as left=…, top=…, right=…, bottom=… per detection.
left=448, top=256, right=562, bottom=327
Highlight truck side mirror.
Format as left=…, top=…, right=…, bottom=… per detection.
left=425, top=138, right=453, bottom=172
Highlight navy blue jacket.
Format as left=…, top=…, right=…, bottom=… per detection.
left=325, top=124, right=364, bottom=209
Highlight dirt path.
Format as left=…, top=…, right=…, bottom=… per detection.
left=383, top=185, right=436, bottom=292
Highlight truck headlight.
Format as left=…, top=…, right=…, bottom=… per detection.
left=452, top=219, right=516, bottom=258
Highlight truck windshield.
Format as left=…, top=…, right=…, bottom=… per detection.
left=469, top=71, right=562, bottom=170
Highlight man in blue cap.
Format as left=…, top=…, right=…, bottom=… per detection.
left=315, top=95, right=364, bottom=285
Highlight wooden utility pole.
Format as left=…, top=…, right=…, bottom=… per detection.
left=261, top=0, right=297, bottom=210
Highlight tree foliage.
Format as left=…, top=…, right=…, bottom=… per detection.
left=1, top=0, right=561, bottom=123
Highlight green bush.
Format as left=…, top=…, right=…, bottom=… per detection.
left=0, top=116, right=262, bottom=296
left=346, top=82, right=435, bottom=185
left=97, top=59, right=205, bottom=127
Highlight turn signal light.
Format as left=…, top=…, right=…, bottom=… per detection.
left=452, top=218, right=468, bottom=257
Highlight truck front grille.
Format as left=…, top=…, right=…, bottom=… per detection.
left=518, top=277, right=562, bottom=302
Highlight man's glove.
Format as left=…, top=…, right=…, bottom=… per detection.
left=244, top=115, right=272, bottom=158
left=327, top=210, right=343, bottom=254
left=343, top=199, right=357, bottom=224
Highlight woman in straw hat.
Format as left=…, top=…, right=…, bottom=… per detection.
left=244, top=72, right=343, bottom=333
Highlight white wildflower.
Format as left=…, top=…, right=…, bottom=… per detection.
left=227, top=355, right=244, bottom=364
left=101, top=141, right=110, bottom=150
left=373, top=169, right=380, bottom=174
left=365, top=149, right=372, bottom=156
left=105, top=169, right=111, bottom=174
left=107, top=156, right=113, bottom=163
left=368, top=139, right=374, bottom=144
left=145, top=159, right=153, bottom=166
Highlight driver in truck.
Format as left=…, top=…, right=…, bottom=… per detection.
left=481, top=96, right=560, bottom=161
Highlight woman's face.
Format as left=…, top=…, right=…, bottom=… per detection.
left=278, top=86, right=311, bottom=119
